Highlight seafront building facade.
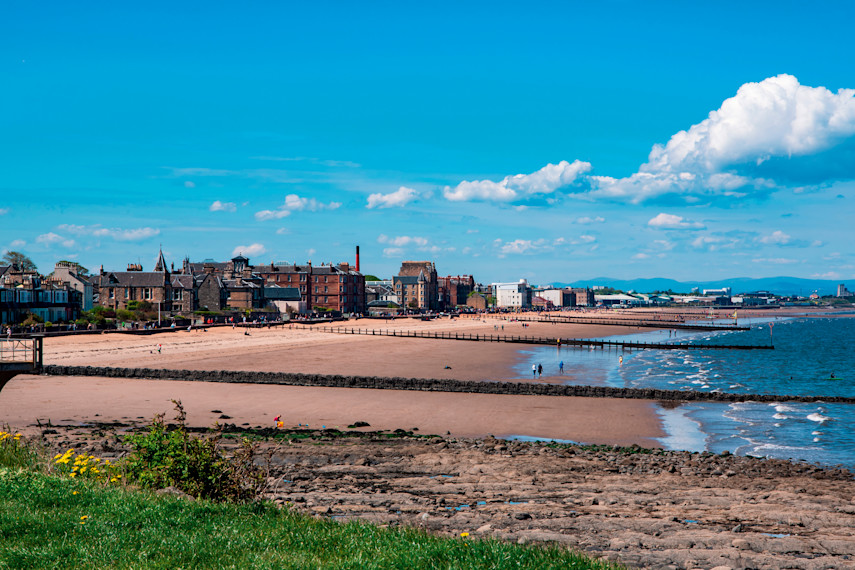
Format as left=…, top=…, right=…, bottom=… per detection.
left=493, top=280, right=532, bottom=309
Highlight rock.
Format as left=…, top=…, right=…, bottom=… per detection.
left=476, top=524, right=492, bottom=534
left=732, top=523, right=744, bottom=533
left=731, top=538, right=751, bottom=550
left=514, top=512, right=532, bottom=520
left=710, top=566, right=734, bottom=570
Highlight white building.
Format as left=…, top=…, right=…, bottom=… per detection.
left=702, top=287, right=732, bottom=297
left=536, top=288, right=571, bottom=307
left=493, top=279, right=532, bottom=308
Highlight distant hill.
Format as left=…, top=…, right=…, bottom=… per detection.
left=551, top=276, right=845, bottom=297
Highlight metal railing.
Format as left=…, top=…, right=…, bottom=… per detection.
left=0, top=336, right=43, bottom=367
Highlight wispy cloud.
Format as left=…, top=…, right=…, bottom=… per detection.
left=573, top=216, right=605, bottom=224
left=57, top=224, right=160, bottom=242
left=36, top=233, right=76, bottom=248
left=0, top=208, right=8, bottom=215
left=758, top=230, right=792, bottom=245
left=377, top=234, right=429, bottom=247
left=250, top=156, right=361, bottom=168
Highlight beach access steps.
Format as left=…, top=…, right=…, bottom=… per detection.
left=0, top=336, right=43, bottom=392
left=300, top=326, right=773, bottom=351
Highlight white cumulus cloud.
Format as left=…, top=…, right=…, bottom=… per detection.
left=647, top=213, right=705, bottom=229
left=366, top=186, right=419, bottom=209
left=444, top=160, right=591, bottom=203
left=592, top=74, right=855, bottom=203
left=232, top=243, right=266, bottom=257
left=210, top=200, right=237, bottom=212
left=255, top=194, right=341, bottom=220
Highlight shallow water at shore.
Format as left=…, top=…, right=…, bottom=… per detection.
left=519, top=316, right=855, bottom=466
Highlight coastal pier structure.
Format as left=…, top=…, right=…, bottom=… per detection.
left=491, top=315, right=750, bottom=332
left=303, top=325, right=773, bottom=350
left=0, top=336, right=43, bottom=392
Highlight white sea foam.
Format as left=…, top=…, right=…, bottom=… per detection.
left=807, top=413, right=832, bottom=423
left=772, top=413, right=788, bottom=420
left=774, top=404, right=798, bottom=413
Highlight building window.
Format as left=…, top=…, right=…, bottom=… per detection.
left=314, top=276, right=318, bottom=283
left=300, top=274, right=306, bottom=282
left=314, top=286, right=318, bottom=293
left=144, top=288, right=152, bottom=300
left=342, top=296, right=347, bottom=303
left=109, top=289, right=115, bottom=299
left=324, top=286, right=328, bottom=293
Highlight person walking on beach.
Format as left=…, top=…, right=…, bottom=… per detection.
left=537, top=363, right=543, bottom=377
left=532, top=364, right=537, bottom=378
left=559, top=360, right=564, bottom=374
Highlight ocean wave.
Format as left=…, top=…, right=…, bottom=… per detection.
left=772, top=413, right=788, bottom=420
left=807, top=413, right=832, bottom=423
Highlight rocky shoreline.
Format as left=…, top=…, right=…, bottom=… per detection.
left=36, top=421, right=855, bottom=570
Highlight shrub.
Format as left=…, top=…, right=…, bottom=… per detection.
left=122, top=401, right=264, bottom=502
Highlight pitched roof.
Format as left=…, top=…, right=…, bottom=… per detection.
left=263, top=286, right=302, bottom=301
left=97, top=272, right=169, bottom=288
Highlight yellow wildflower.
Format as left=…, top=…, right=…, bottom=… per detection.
left=69, top=472, right=77, bottom=478
left=461, top=532, right=469, bottom=537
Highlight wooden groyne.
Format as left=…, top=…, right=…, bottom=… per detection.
left=490, top=315, right=749, bottom=331
left=40, top=365, right=854, bottom=405
left=301, top=325, right=773, bottom=351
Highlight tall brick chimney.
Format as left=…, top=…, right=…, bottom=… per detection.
left=356, top=245, right=360, bottom=272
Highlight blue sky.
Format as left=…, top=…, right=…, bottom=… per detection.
left=2, top=1, right=854, bottom=284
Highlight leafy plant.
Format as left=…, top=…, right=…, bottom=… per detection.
left=122, top=401, right=264, bottom=502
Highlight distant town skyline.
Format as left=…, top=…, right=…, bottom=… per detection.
left=3, top=2, right=854, bottom=283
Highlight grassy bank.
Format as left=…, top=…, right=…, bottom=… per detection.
left=0, top=468, right=619, bottom=569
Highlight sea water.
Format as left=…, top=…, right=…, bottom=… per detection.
left=516, top=316, right=855, bottom=467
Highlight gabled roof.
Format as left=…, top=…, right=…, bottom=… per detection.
left=97, top=272, right=169, bottom=288
left=171, top=275, right=195, bottom=289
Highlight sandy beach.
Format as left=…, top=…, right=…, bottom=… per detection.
left=3, top=310, right=854, bottom=568
left=4, top=316, right=663, bottom=445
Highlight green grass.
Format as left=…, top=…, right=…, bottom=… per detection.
left=0, top=468, right=620, bottom=570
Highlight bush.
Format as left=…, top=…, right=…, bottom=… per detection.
left=116, top=309, right=135, bottom=322
left=21, top=313, right=44, bottom=326
left=122, top=401, right=264, bottom=502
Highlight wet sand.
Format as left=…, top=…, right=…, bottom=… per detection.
left=0, top=317, right=665, bottom=445
left=0, top=374, right=663, bottom=447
